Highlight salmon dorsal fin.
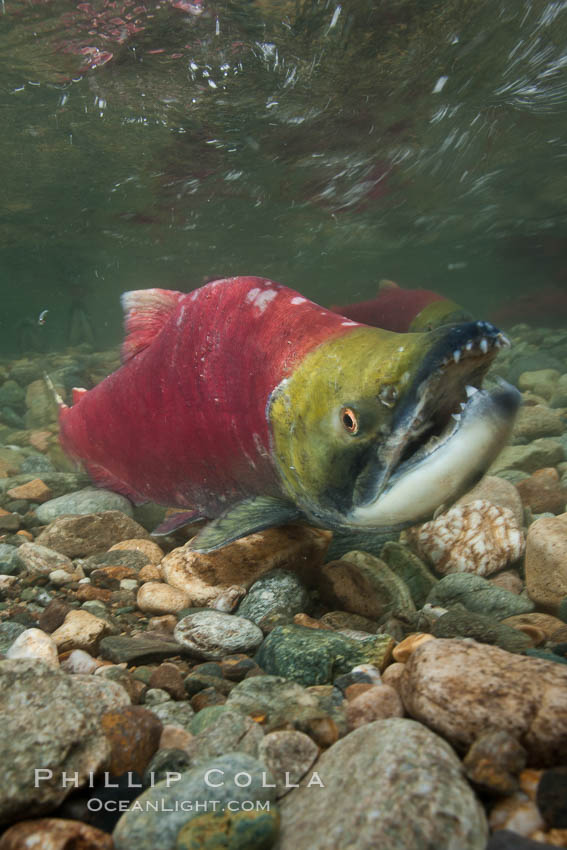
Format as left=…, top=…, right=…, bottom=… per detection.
left=121, top=288, right=184, bottom=363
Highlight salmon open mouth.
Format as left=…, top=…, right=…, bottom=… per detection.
left=350, top=321, right=519, bottom=527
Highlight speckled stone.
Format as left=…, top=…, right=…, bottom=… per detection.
left=0, top=659, right=129, bottom=824
left=345, top=684, right=404, bottom=729
left=257, top=731, right=318, bottom=798
left=431, top=606, right=533, bottom=653
left=489, top=438, right=565, bottom=476
left=0, top=817, right=114, bottom=849
left=36, top=511, right=149, bottom=557
left=426, top=573, right=535, bottom=619
left=34, top=488, right=134, bottom=524
left=255, top=624, right=394, bottom=686
left=224, top=675, right=327, bottom=732
left=401, top=638, right=567, bottom=766
left=525, top=513, right=567, bottom=613
left=463, top=728, right=527, bottom=793
left=112, top=754, right=276, bottom=850
left=176, top=808, right=280, bottom=850
left=14, top=542, right=74, bottom=577
left=236, top=569, right=311, bottom=625
left=174, top=611, right=264, bottom=661
left=0, top=622, right=27, bottom=654
left=178, top=709, right=264, bottom=766
left=276, top=718, right=487, bottom=850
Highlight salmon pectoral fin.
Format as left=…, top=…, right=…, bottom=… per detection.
left=189, top=496, right=302, bottom=553
left=152, top=510, right=207, bottom=536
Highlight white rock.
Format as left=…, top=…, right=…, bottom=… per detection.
left=49, top=567, right=83, bottom=585
left=6, top=628, right=59, bottom=667
left=406, top=499, right=525, bottom=576
left=60, top=649, right=100, bottom=674
left=0, top=575, right=17, bottom=591
left=51, top=610, right=109, bottom=654
left=136, top=581, right=190, bottom=615
left=174, top=611, right=264, bottom=660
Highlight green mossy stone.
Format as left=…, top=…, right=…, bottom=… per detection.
left=255, top=624, right=394, bottom=685
left=190, top=705, right=229, bottom=735
left=427, top=573, right=534, bottom=620
left=524, top=648, right=567, bottom=666
left=380, top=541, right=438, bottom=608
left=432, top=605, right=533, bottom=653
left=176, top=807, right=280, bottom=850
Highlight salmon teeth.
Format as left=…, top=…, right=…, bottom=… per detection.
left=465, top=385, right=478, bottom=397
left=480, top=338, right=489, bottom=353
left=453, top=350, right=461, bottom=363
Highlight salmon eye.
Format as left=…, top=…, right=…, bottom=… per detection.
left=341, top=407, right=359, bottom=434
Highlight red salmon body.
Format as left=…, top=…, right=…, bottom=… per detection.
left=59, top=276, right=359, bottom=515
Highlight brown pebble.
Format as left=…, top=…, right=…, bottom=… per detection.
left=346, top=684, right=404, bottom=730
left=38, top=599, right=71, bottom=633
left=529, top=828, right=567, bottom=846
left=488, top=570, right=525, bottom=595
left=516, top=468, right=567, bottom=515
left=392, top=633, right=434, bottom=663
left=91, top=565, right=139, bottom=589
left=502, top=613, right=567, bottom=642
left=0, top=511, right=20, bottom=531
left=0, top=817, right=113, bottom=849
left=75, top=585, right=113, bottom=603
left=109, top=538, right=164, bottom=564
left=159, top=724, right=194, bottom=752
left=148, top=614, right=177, bottom=634
left=190, top=687, right=226, bottom=712
left=220, top=655, right=261, bottom=681
left=100, top=705, right=162, bottom=776
left=139, top=564, right=162, bottom=582
left=514, top=625, right=548, bottom=646
left=381, top=662, right=406, bottom=694
left=463, top=727, right=527, bottom=794
left=148, top=662, right=186, bottom=700
left=293, top=613, right=333, bottom=630
left=344, top=682, right=374, bottom=701
left=297, top=715, right=338, bottom=749
left=551, top=625, right=567, bottom=643
left=519, top=768, right=543, bottom=801
left=7, top=478, right=52, bottom=503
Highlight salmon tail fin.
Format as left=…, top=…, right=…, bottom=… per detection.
left=121, top=288, right=184, bottom=363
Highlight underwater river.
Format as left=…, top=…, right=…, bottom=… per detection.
left=3, top=4, right=567, bottom=850
left=2, top=0, right=567, bottom=353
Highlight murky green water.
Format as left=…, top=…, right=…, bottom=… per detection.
left=2, top=0, right=567, bottom=354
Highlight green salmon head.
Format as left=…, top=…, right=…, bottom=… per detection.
left=268, top=321, right=518, bottom=531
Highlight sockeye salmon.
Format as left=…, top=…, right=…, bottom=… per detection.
left=58, top=276, right=520, bottom=552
